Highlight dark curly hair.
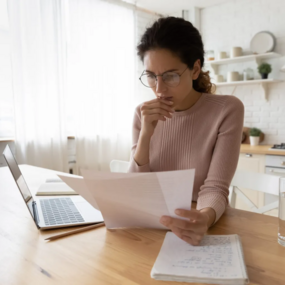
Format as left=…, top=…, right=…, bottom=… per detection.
left=137, top=17, right=215, bottom=94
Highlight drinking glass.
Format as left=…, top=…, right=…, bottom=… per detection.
left=278, top=187, right=285, bottom=247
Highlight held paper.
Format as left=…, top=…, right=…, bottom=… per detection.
left=57, top=175, right=100, bottom=210
left=81, top=169, right=195, bottom=229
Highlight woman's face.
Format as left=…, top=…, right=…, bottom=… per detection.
left=143, top=48, right=201, bottom=111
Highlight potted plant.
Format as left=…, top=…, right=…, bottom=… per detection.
left=257, top=63, right=272, bottom=79
left=249, top=127, right=261, bottom=146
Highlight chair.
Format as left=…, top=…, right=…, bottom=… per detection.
left=109, top=160, right=130, bottom=173
left=229, top=170, right=285, bottom=214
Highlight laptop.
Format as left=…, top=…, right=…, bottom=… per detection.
left=3, top=145, right=103, bottom=230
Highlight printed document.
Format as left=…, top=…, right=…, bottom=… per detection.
left=59, top=169, right=195, bottom=229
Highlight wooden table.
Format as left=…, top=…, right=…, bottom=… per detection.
left=0, top=165, right=284, bottom=285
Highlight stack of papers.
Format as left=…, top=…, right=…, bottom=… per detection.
left=151, top=232, right=249, bottom=285
left=58, top=169, right=195, bottom=229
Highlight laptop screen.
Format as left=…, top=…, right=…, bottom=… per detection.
left=3, top=145, right=34, bottom=215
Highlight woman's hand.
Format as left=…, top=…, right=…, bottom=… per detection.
left=140, top=98, right=174, bottom=138
left=159, top=208, right=216, bottom=246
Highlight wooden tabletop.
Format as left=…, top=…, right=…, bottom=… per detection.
left=240, top=144, right=285, bottom=156
left=0, top=165, right=284, bottom=285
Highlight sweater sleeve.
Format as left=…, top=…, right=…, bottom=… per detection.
left=128, top=104, right=151, bottom=173
left=196, top=96, right=244, bottom=224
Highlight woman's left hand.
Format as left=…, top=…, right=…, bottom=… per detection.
left=159, top=209, right=211, bottom=246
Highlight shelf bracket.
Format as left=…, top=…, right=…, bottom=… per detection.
left=260, top=82, right=268, bottom=101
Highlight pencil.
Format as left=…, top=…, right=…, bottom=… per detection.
left=45, top=222, right=105, bottom=241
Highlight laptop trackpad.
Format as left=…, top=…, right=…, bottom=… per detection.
left=74, top=198, right=103, bottom=223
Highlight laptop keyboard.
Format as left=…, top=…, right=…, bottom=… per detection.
left=40, top=197, right=85, bottom=226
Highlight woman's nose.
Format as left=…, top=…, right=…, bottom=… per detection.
left=155, top=76, right=167, bottom=94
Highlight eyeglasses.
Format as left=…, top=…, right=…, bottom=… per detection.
left=139, top=67, right=188, bottom=88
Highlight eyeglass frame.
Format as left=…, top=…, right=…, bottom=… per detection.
left=139, top=66, right=188, bottom=88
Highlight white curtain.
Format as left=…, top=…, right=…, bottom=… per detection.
left=8, top=0, right=69, bottom=171
left=67, top=0, right=135, bottom=173
left=8, top=0, right=136, bottom=173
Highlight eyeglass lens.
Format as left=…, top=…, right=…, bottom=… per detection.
left=140, top=72, right=180, bottom=87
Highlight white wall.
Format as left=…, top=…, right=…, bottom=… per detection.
left=200, top=0, right=285, bottom=144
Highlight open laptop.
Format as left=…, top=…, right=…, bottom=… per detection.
left=3, top=145, right=103, bottom=230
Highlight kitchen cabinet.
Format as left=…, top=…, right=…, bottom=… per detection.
left=234, top=153, right=265, bottom=212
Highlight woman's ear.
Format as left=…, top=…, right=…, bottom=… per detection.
left=192, top=59, right=201, bottom=80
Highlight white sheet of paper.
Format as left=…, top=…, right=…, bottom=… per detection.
left=81, top=169, right=195, bottom=229
left=57, top=175, right=100, bottom=210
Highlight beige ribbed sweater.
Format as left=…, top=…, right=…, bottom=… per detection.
left=128, top=93, right=244, bottom=223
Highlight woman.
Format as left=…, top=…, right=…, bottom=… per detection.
left=128, top=17, right=244, bottom=245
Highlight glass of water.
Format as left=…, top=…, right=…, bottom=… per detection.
left=278, top=188, right=285, bottom=247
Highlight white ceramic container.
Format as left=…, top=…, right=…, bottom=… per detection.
left=230, top=47, right=242, bottom=58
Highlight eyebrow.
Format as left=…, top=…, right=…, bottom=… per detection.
left=145, top=69, right=179, bottom=74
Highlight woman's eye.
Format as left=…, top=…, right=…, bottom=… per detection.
left=147, top=74, right=156, bottom=79
left=164, top=73, right=176, bottom=81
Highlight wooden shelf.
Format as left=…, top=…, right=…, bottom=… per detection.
left=215, top=79, right=284, bottom=100
left=205, top=52, right=281, bottom=66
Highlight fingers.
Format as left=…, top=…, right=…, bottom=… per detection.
left=175, top=209, right=207, bottom=223
left=141, top=100, right=174, bottom=114
left=160, top=211, right=208, bottom=246
left=160, top=216, right=207, bottom=234
left=139, top=97, right=174, bottom=136
left=171, top=226, right=204, bottom=246
left=141, top=100, right=174, bottom=123
left=142, top=108, right=173, bottom=119
left=161, top=216, right=194, bottom=230
left=148, top=114, right=167, bottom=122
left=181, top=233, right=204, bottom=246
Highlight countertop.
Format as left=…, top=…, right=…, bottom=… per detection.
left=240, top=144, right=285, bottom=156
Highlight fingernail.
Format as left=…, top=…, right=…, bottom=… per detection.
left=175, top=209, right=181, bottom=215
left=168, top=101, right=174, bottom=104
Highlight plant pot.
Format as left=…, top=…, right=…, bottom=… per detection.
left=261, top=73, right=268, bottom=79
left=250, top=136, right=260, bottom=146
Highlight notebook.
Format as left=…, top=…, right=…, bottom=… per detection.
left=151, top=232, right=249, bottom=285
left=36, top=177, right=78, bottom=196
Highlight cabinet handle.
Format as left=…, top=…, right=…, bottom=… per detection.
left=245, top=153, right=252, bottom=158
